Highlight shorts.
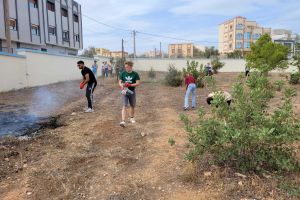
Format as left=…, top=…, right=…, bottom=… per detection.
left=122, top=91, right=136, bottom=107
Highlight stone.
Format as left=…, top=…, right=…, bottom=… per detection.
left=4, top=158, right=9, bottom=161
left=71, top=112, right=77, bottom=116
left=141, top=132, right=147, bottom=137
left=235, top=172, right=247, bottom=178
left=204, top=171, right=212, bottom=177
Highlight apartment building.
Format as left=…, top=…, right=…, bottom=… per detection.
left=0, top=0, right=83, bottom=55
left=219, top=16, right=271, bottom=54
left=95, top=48, right=111, bottom=57
left=168, top=43, right=193, bottom=58
left=272, top=29, right=299, bottom=57
left=110, top=51, right=128, bottom=58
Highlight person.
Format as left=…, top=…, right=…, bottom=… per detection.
left=184, top=73, right=196, bottom=110
left=101, top=62, right=105, bottom=77
left=205, top=63, right=213, bottom=76
left=207, top=91, right=232, bottom=106
left=104, top=61, right=109, bottom=78
left=245, top=65, right=250, bottom=77
left=77, top=60, right=97, bottom=113
left=118, top=61, right=141, bottom=128
left=91, top=60, right=98, bottom=78
left=108, top=62, right=113, bottom=77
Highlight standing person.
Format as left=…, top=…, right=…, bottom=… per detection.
left=91, top=60, right=98, bottom=78
left=118, top=61, right=141, bottom=128
left=101, top=62, right=105, bottom=77
left=207, top=91, right=232, bottom=106
left=245, top=65, right=250, bottom=77
left=108, top=62, right=113, bottom=77
left=104, top=61, right=109, bottom=78
left=205, top=63, right=213, bottom=76
left=77, top=60, right=97, bottom=113
left=184, top=73, right=197, bottom=110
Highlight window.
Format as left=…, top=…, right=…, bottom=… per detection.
left=171, top=49, right=175, bottom=54
left=48, top=26, right=56, bottom=36
left=252, top=33, right=261, bottom=40
left=244, top=32, right=251, bottom=40
left=236, top=24, right=244, bottom=30
left=75, top=34, right=80, bottom=42
left=73, top=14, right=79, bottom=22
left=31, top=24, right=40, bottom=36
left=47, top=1, right=55, bottom=12
left=9, top=19, right=17, bottom=31
left=236, top=42, right=243, bottom=49
left=178, top=49, right=182, bottom=54
left=61, top=8, right=68, bottom=17
left=236, top=33, right=243, bottom=40
left=29, top=0, right=38, bottom=8
left=63, top=31, right=69, bottom=41
left=229, top=44, right=232, bottom=49
left=230, top=25, right=233, bottom=30
left=244, top=42, right=250, bottom=49
left=187, top=48, right=191, bottom=54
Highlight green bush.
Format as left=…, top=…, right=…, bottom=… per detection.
left=148, top=67, right=156, bottom=79
left=211, top=57, right=225, bottom=74
left=181, top=72, right=300, bottom=173
left=183, top=61, right=206, bottom=88
left=165, top=64, right=183, bottom=87
left=289, top=72, right=300, bottom=85
left=274, top=80, right=286, bottom=91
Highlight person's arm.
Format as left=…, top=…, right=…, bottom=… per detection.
left=130, top=80, right=141, bottom=87
left=118, top=80, right=124, bottom=89
left=82, top=74, right=90, bottom=85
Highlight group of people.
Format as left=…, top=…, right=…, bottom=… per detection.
left=90, top=60, right=114, bottom=78
left=77, top=60, right=140, bottom=127
left=77, top=60, right=233, bottom=127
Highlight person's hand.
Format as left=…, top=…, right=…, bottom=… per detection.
left=124, top=82, right=131, bottom=87
left=80, top=82, right=85, bottom=89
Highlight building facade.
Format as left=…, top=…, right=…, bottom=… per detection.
left=95, top=48, right=111, bottom=57
left=95, top=48, right=128, bottom=58
left=168, top=43, right=193, bottom=58
left=272, top=29, right=299, bottom=58
left=110, top=51, right=128, bottom=58
left=0, top=0, right=83, bottom=55
left=219, top=16, right=271, bottom=54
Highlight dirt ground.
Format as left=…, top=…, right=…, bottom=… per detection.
left=0, top=72, right=299, bottom=200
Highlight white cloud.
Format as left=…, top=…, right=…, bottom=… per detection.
left=170, top=0, right=281, bottom=16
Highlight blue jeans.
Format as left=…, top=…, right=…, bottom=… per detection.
left=184, top=83, right=196, bottom=108
left=105, top=69, right=109, bottom=77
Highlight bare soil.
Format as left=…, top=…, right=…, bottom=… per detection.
left=0, top=73, right=299, bottom=200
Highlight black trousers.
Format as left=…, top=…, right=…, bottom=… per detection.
left=86, top=82, right=97, bottom=109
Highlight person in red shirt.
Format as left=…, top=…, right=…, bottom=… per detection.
left=184, top=73, right=197, bottom=110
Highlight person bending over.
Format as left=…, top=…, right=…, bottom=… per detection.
left=207, top=91, right=232, bottom=106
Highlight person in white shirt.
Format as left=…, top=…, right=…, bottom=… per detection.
left=207, top=91, right=232, bottom=106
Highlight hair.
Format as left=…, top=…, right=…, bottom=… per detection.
left=207, top=97, right=213, bottom=105
left=125, top=61, right=134, bottom=66
left=77, top=60, right=84, bottom=65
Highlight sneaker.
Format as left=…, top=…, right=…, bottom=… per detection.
left=129, top=117, right=136, bottom=124
left=191, top=107, right=196, bottom=110
left=84, top=108, right=94, bottom=113
left=120, top=121, right=126, bottom=128
left=184, top=107, right=189, bottom=111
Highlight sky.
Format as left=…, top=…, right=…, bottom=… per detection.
left=76, top=0, right=300, bottom=54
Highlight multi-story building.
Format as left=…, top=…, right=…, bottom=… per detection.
left=95, top=48, right=111, bottom=57
left=0, top=0, right=83, bottom=55
left=219, top=16, right=271, bottom=54
left=168, top=43, right=193, bottom=58
left=272, top=29, right=299, bottom=58
left=110, top=51, right=128, bottom=58
left=144, top=50, right=162, bottom=58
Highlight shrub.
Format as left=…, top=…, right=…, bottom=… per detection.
left=165, top=64, right=183, bottom=87
left=289, top=72, right=300, bottom=85
left=211, top=57, right=225, bottom=74
left=183, top=61, right=206, bottom=88
left=148, top=67, right=156, bottom=79
left=181, top=72, right=300, bottom=173
left=274, top=80, right=286, bottom=91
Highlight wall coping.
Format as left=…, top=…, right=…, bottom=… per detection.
left=16, top=48, right=97, bottom=61
left=0, top=51, right=26, bottom=58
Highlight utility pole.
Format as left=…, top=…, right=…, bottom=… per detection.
left=133, top=30, right=136, bottom=59
left=154, top=47, right=156, bottom=58
left=121, top=38, right=124, bottom=60
left=4, top=0, right=12, bottom=53
left=160, top=42, right=162, bottom=58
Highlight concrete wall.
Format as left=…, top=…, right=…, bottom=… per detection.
left=0, top=49, right=109, bottom=92
left=0, top=52, right=27, bottom=91
left=132, top=58, right=297, bottom=73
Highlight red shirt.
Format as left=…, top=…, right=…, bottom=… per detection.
left=185, top=75, right=196, bottom=86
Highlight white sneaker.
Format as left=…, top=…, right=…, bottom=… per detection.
left=84, top=108, right=94, bottom=113
left=129, top=118, right=136, bottom=124
left=120, top=121, right=126, bottom=128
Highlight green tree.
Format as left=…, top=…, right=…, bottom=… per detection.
left=211, top=57, right=225, bottom=74
left=81, top=46, right=96, bottom=58
left=226, top=50, right=243, bottom=58
left=204, top=46, right=219, bottom=58
left=245, top=34, right=289, bottom=73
